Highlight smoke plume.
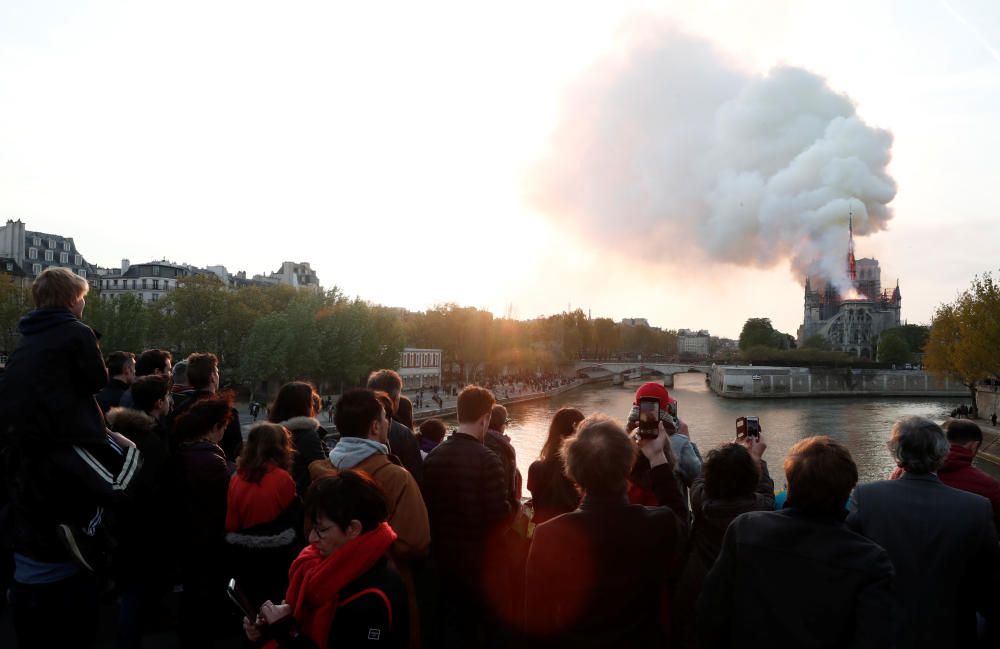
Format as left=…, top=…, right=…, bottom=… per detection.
left=531, top=23, right=896, bottom=290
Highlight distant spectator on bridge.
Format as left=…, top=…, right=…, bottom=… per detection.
left=95, top=351, right=135, bottom=414
left=848, top=416, right=1000, bottom=649
left=528, top=407, right=584, bottom=525
left=698, top=436, right=893, bottom=649
left=368, top=369, right=423, bottom=485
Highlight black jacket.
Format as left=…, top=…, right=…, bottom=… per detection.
left=0, top=307, right=108, bottom=446
left=280, top=416, right=329, bottom=496
left=485, top=429, right=522, bottom=512
left=847, top=473, right=1000, bottom=649
left=170, top=440, right=229, bottom=577
left=527, top=456, right=579, bottom=524
left=388, top=419, right=422, bottom=485
left=524, top=463, right=687, bottom=648
left=95, top=378, right=129, bottom=414
left=698, top=508, right=894, bottom=649
left=422, top=432, right=511, bottom=590
left=167, top=389, right=243, bottom=462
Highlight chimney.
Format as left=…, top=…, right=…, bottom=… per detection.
left=122, top=258, right=130, bottom=274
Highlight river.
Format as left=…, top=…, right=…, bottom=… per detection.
left=447, top=373, right=984, bottom=488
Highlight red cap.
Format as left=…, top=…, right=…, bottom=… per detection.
left=634, top=382, right=670, bottom=410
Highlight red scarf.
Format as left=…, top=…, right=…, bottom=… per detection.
left=268, top=522, right=396, bottom=649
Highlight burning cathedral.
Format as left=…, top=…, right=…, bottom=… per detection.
left=796, top=215, right=901, bottom=359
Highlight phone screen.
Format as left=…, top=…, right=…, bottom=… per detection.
left=638, top=398, right=660, bottom=434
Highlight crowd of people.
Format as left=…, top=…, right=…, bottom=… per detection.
left=1, top=267, right=1000, bottom=648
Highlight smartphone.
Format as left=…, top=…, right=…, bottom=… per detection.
left=227, top=578, right=257, bottom=621
left=637, top=397, right=660, bottom=438
left=736, top=416, right=761, bottom=440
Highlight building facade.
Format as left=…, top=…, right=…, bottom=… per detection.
left=252, top=261, right=321, bottom=291
left=797, top=219, right=901, bottom=359
left=0, top=219, right=93, bottom=282
left=398, top=348, right=442, bottom=390
left=96, top=259, right=193, bottom=303
left=677, top=329, right=710, bottom=357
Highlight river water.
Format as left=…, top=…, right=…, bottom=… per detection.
left=449, top=373, right=977, bottom=489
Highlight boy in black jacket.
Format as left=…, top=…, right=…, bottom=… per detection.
left=0, top=268, right=140, bottom=649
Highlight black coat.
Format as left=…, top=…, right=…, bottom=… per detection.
left=388, top=419, right=422, bottom=485
left=0, top=307, right=108, bottom=445
left=485, top=429, right=521, bottom=512
left=847, top=473, right=1000, bottom=649
left=95, top=378, right=129, bottom=414
left=280, top=416, right=329, bottom=496
left=527, top=456, right=579, bottom=525
left=422, top=432, right=511, bottom=590
left=698, top=508, right=894, bottom=649
left=524, top=463, right=687, bottom=648
left=170, top=441, right=229, bottom=578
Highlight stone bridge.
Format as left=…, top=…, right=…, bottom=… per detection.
left=574, top=361, right=713, bottom=387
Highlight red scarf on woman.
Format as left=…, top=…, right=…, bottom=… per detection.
left=268, top=522, right=396, bottom=649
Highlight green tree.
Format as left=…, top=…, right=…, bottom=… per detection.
left=877, top=333, right=910, bottom=365
left=925, top=272, right=1000, bottom=398
left=0, top=276, right=30, bottom=355
left=880, top=324, right=929, bottom=355
left=739, top=318, right=778, bottom=350
left=801, top=334, right=831, bottom=351
left=84, top=293, right=150, bottom=354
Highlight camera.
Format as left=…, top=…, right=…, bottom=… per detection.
left=735, top=416, right=761, bottom=440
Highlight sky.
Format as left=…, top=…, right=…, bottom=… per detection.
left=2, top=0, right=999, bottom=338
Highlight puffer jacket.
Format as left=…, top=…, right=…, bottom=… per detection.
left=422, top=432, right=511, bottom=589
left=279, top=416, right=329, bottom=496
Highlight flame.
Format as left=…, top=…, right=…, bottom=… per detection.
left=843, top=288, right=862, bottom=300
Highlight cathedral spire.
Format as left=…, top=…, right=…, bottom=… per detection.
left=847, top=208, right=857, bottom=283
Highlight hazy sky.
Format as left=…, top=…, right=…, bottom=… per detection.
left=2, top=0, right=999, bottom=338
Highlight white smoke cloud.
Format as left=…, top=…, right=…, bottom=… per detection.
left=531, top=23, right=896, bottom=291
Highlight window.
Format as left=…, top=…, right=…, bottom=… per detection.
left=152, top=279, right=159, bottom=290
left=131, top=279, right=137, bottom=290
left=32, top=263, right=41, bottom=275
left=152, top=266, right=160, bottom=276
left=28, top=248, right=37, bottom=259
left=63, top=241, right=71, bottom=251
left=44, top=250, right=53, bottom=261
left=32, top=237, right=41, bottom=247
left=78, top=269, right=86, bottom=278
left=48, top=239, right=55, bottom=249
left=142, top=279, right=148, bottom=289
left=113, top=279, right=119, bottom=287
left=74, top=255, right=81, bottom=265
left=5, top=263, right=11, bottom=271
left=60, top=252, right=68, bottom=263
left=151, top=293, right=159, bottom=302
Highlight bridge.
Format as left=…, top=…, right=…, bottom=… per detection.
left=574, top=360, right=713, bottom=387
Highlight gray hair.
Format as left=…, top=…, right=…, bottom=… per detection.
left=172, top=360, right=189, bottom=387
left=888, top=416, right=949, bottom=474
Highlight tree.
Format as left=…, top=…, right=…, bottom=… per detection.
left=801, top=334, right=831, bottom=351
left=925, top=272, right=1000, bottom=399
left=0, top=276, right=30, bottom=355
left=877, top=333, right=910, bottom=365
left=880, top=324, right=929, bottom=355
left=738, top=318, right=777, bottom=350
left=84, top=293, right=150, bottom=354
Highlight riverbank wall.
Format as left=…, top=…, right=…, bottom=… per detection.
left=413, top=375, right=607, bottom=424
left=709, top=365, right=968, bottom=399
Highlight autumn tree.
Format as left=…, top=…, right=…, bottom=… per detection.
left=925, top=272, right=1000, bottom=399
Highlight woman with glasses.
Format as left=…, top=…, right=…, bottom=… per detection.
left=242, top=470, right=408, bottom=648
